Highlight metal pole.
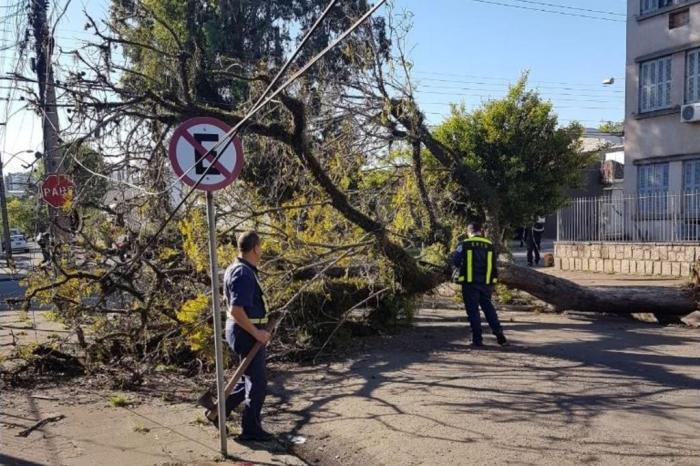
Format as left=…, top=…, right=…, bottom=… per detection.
left=0, top=158, right=12, bottom=265
left=31, top=0, right=65, bottom=238
left=206, top=191, right=228, bottom=457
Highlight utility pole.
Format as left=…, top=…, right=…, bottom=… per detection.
left=30, top=0, right=64, bottom=235
left=0, top=157, right=11, bottom=265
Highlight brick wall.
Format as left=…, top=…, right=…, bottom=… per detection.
left=554, top=242, right=698, bottom=277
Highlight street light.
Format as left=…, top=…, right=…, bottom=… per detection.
left=0, top=149, right=34, bottom=265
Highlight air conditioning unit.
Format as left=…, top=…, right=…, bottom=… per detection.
left=681, top=103, right=700, bottom=123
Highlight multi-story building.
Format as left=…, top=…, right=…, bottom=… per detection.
left=625, top=0, right=700, bottom=197
left=4, top=172, right=31, bottom=196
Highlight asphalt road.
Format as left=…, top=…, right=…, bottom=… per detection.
left=0, top=245, right=40, bottom=310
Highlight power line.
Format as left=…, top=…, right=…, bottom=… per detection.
left=413, top=70, right=626, bottom=88
left=414, top=81, right=624, bottom=97
left=470, top=0, right=626, bottom=22
left=509, top=0, right=625, bottom=17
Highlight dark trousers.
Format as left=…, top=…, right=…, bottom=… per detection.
left=526, top=231, right=542, bottom=265
left=224, top=320, right=267, bottom=435
left=462, top=284, right=503, bottom=342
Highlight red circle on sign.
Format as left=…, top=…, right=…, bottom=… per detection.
left=168, top=117, right=244, bottom=192
left=41, top=174, right=75, bottom=208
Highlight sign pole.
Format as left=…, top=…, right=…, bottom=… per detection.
left=168, top=116, right=243, bottom=456
left=205, top=191, right=228, bottom=457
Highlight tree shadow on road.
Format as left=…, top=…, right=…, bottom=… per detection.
left=267, top=308, right=700, bottom=462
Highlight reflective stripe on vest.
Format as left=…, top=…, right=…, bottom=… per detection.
left=466, top=237, right=492, bottom=245
left=249, top=317, right=269, bottom=325
left=466, top=249, right=473, bottom=283
left=485, top=250, right=493, bottom=285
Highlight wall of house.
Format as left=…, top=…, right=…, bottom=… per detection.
left=554, top=241, right=698, bottom=277
left=624, top=0, right=700, bottom=195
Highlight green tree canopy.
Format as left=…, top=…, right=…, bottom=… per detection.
left=431, top=77, right=589, bottom=237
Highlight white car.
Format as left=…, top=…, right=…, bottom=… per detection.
left=2, top=234, right=30, bottom=253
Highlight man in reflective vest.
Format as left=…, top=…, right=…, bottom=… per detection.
left=222, top=230, right=273, bottom=441
left=453, top=222, right=508, bottom=347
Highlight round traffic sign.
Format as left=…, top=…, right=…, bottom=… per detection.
left=168, top=117, right=244, bottom=191
left=41, top=174, right=75, bottom=208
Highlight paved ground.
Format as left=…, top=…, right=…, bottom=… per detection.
left=3, top=302, right=697, bottom=466
left=273, top=305, right=700, bottom=466
left=1, top=244, right=42, bottom=311
left=1, top=385, right=306, bottom=466
left=2, top=246, right=698, bottom=465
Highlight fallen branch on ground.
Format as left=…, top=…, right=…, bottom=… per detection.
left=16, top=414, right=66, bottom=437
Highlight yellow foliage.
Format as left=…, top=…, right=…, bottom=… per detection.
left=158, top=247, right=180, bottom=261
left=217, top=243, right=238, bottom=268
left=61, top=190, right=74, bottom=212
left=176, top=294, right=212, bottom=353
left=179, top=209, right=208, bottom=273
left=391, top=176, right=421, bottom=236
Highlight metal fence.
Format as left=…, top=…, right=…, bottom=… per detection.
left=557, top=192, right=700, bottom=243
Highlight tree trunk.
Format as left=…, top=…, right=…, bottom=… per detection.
left=499, top=263, right=698, bottom=316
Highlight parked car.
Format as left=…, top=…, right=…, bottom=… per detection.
left=1, top=234, right=30, bottom=253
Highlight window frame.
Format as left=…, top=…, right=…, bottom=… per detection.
left=641, top=0, right=677, bottom=15
left=683, top=159, right=700, bottom=215
left=639, top=56, right=673, bottom=113
left=686, top=49, right=700, bottom=104
left=638, top=162, right=670, bottom=216
left=638, top=163, right=670, bottom=196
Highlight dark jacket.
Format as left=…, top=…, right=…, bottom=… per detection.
left=452, top=235, right=498, bottom=285
left=223, top=258, right=268, bottom=353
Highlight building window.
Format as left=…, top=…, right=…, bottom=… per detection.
left=683, top=160, right=700, bottom=215
left=641, top=0, right=675, bottom=15
left=640, top=56, right=672, bottom=112
left=669, top=9, right=689, bottom=28
left=638, top=163, right=669, bottom=214
left=687, top=49, right=700, bottom=103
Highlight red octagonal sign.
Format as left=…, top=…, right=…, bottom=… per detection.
left=41, top=175, right=75, bottom=208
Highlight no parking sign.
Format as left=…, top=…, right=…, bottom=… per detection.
left=168, top=117, right=244, bottom=191
left=168, top=116, right=245, bottom=456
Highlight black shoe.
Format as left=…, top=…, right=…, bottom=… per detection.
left=497, top=334, right=508, bottom=346
left=471, top=339, right=484, bottom=348
left=527, top=262, right=533, bottom=267
left=237, top=430, right=275, bottom=442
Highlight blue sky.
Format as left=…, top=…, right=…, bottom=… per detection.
left=400, top=0, right=626, bottom=125
left=0, top=0, right=627, bottom=172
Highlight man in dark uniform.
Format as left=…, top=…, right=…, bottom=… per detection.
left=524, top=216, right=545, bottom=266
left=453, top=222, right=508, bottom=347
left=222, top=230, right=273, bottom=441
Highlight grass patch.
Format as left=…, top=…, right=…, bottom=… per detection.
left=192, top=415, right=209, bottom=426
left=108, top=394, right=132, bottom=408
left=494, top=283, right=515, bottom=305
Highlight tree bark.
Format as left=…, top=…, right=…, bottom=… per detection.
left=499, top=263, right=698, bottom=316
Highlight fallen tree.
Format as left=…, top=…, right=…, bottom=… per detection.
left=10, top=2, right=695, bottom=377
left=499, top=263, right=698, bottom=317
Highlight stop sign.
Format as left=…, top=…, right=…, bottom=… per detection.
left=41, top=175, right=75, bottom=208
